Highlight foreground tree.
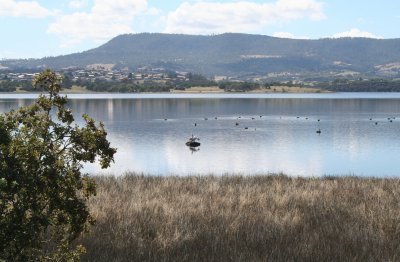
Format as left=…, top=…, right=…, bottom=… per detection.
left=0, top=70, right=116, bottom=261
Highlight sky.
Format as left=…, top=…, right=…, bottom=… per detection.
left=1, top=0, right=400, bottom=59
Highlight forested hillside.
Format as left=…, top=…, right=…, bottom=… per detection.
left=3, top=33, right=400, bottom=79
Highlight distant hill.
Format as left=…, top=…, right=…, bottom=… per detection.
left=3, top=33, right=400, bottom=80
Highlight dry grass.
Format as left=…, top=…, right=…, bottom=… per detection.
left=80, top=174, right=400, bottom=261
left=170, top=86, right=223, bottom=93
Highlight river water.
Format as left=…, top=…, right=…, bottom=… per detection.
left=1, top=93, right=400, bottom=176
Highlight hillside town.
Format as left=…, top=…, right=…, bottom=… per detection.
left=0, top=66, right=192, bottom=84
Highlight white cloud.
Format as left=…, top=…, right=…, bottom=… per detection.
left=68, top=0, right=88, bottom=9
left=331, top=28, right=382, bottom=39
left=0, top=0, right=54, bottom=18
left=165, top=0, right=326, bottom=35
left=145, top=7, right=162, bottom=16
left=48, top=0, right=148, bottom=46
left=273, top=32, right=309, bottom=39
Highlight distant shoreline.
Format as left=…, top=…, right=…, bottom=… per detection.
left=6, top=85, right=328, bottom=95
left=170, top=85, right=327, bottom=94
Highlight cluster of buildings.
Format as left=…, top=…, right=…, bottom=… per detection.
left=0, top=66, right=191, bottom=84
left=0, top=72, right=40, bottom=82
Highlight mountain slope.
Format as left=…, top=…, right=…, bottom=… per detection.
left=3, top=33, right=400, bottom=78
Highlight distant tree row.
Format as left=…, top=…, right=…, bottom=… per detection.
left=181, top=73, right=217, bottom=88
left=0, top=80, right=32, bottom=92
left=85, top=81, right=171, bottom=93
left=79, top=73, right=217, bottom=92
left=4, top=74, right=400, bottom=93
left=320, top=78, right=400, bottom=92
left=218, top=81, right=260, bottom=91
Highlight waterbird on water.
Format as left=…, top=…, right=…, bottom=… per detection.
left=316, top=129, right=321, bottom=134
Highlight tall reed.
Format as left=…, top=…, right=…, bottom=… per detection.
left=80, top=174, right=400, bottom=261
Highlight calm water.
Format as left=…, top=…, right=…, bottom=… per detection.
left=2, top=93, right=400, bottom=176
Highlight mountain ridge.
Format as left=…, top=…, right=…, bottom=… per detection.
left=3, top=33, right=400, bottom=80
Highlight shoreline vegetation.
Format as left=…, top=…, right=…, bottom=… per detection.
left=170, top=85, right=325, bottom=93
left=9, top=85, right=326, bottom=94
left=80, top=174, right=400, bottom=261
left=4, top=75, right=400, bottom=94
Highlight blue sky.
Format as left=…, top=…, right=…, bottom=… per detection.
left=1, top=0, right=400, bottom=59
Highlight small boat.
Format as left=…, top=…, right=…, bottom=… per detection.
left=186, top=135, right=201, bottom=147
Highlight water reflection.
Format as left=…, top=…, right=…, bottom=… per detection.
left=1, top=95, right=400, bottom=176
left=188, top=147, right=200, bottom=154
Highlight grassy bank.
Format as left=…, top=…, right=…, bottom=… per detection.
left=169, top=85, right=325, bottom=93
left=80, top=174, right=400, bottom=261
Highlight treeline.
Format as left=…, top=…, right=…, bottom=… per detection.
left=5, top=73, right=400, bottom=93
left=0, top=78, right=290, bottom=93
left=0, top=80, right=52, bottom=92
left=217, top=81, right=302, bottom=92
left=0, top=80, right=32, bottom=92
left=218, top=81, right=260, bottom=91
left=85, top=81, right=171, bottom=93
left=321, top=79, right=400, bottom=92
left=83, top=79, right=296, bottom=93
left=80, top=73, right=216, bottom=93
left=180, top=73, right=217, bottom=88
left=219, top=79, right=400, bottom=92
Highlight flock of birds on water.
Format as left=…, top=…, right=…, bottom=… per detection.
left=163, top=114, right=397, bottom=136
left=162, top=114, right=398, bottom=152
